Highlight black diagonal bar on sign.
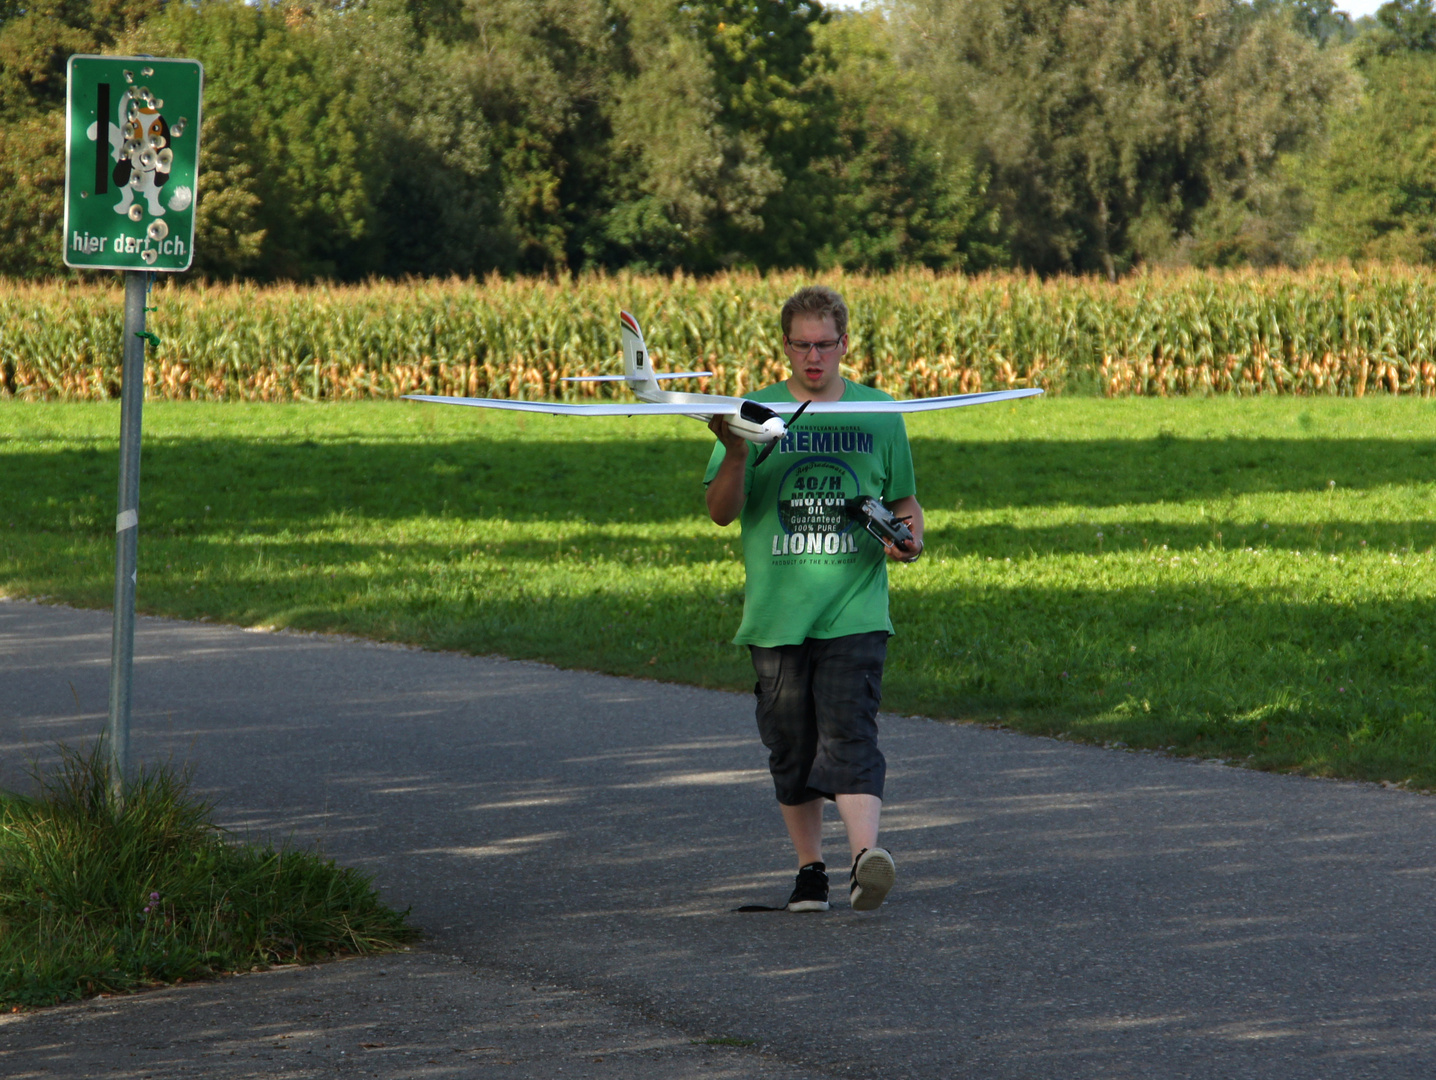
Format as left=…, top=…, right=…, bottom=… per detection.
left=95, top=83, right=110, bottom=195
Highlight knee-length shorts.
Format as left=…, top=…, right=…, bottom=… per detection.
left=749, top=631, right=888, bottom=805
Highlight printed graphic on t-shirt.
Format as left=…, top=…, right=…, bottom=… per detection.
left=702, top=383, right=911, bottom=646
left=772, top=454, right=863, bottom=561
left=773, top=428, right=875, bottom=457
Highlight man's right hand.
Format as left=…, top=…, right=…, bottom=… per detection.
left=705, top=416, right=749, bottom=526
left=708, top=415, right=750, bottom=454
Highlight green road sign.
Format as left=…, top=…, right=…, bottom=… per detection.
left=64, top=55, right=203, bottom=272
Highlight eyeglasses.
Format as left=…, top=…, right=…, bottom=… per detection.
left=785, top=337, right=844, bottom=356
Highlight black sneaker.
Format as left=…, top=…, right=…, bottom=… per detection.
left=849, top=847, right=895, bottom=911
left=786, top=862, right=830, bottom=912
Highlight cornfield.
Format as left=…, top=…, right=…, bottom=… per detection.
left=5, top=266, right=1436, bottom=401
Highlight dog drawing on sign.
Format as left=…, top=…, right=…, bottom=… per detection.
left=87, top=89, right=173, bottom=219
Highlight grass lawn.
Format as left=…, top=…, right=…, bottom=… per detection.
left=2, top=396, right=1435, bottom=787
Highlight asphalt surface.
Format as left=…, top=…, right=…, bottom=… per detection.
left=3, top=597, right=1436, bottom=1079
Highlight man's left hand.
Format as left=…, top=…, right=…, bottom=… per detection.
left=883, top=495, right=925, bottom=563
left=884, top=536, right=923, bottom=563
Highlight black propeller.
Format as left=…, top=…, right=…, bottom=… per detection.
left=753, top=398, right=810, bottom=467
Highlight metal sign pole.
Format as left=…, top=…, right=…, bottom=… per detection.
left=105, top=270, right=149, bottom=801
left=66, top=54, right=203, bottom=806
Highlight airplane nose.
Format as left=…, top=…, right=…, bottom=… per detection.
left=762, top=417, right=786, bottom=440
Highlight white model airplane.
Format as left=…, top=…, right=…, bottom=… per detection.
left=404, top=310, right=1043, bottom=464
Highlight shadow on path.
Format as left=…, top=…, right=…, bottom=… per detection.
left=3, top=600, right=1435, bottom=1080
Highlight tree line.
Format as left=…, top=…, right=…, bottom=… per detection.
left=2, top=0, right=1436, bottom=281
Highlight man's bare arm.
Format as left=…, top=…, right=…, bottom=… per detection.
left=706, top=416, right=750, bottom=526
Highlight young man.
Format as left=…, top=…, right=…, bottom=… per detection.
left=703, top=285, right=924, bottom=913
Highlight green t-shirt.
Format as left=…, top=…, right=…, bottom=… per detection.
left=703, top=380, right=917, bottom=647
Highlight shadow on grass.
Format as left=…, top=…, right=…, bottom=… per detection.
left=911, top=434, right=1436, bottom=511
left=15, top=540, right=1430, bottom=784
left=6, top=434, right=1436, bottom=537
left=4, top=430, right=1436, bottom=785
left=925, top=519, right=1436, bottom=556
left=886, top=579, right=1436, bottom=782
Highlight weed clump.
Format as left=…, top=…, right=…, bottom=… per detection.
left=0, top=745, right=417, bottom=1009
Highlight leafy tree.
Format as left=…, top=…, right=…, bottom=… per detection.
left=1304, top=52, right=1436, bottom=262
left=688, top=0, right=840, bottom=268
left=0, top=111, right=65, bottom=276
left=0, top=0, right=164, bottom=118
left=446, top=0, right=831, bottom=274
left=442, top=0, right=619, bottom=272
left=1176, top=11, right=1357, bottom=267
left=129, top=0, right=393, bottom=278
left=389, top=0, right=469, bottom=42
left=304, top=1, right=506, bottom=278
left=367, top=41, right=506, bottom=278
left=7, top=0, right=1371, bottom=281
left=595, top=0, right=983, bottom=273
left=598, top=0, right=836, bottom=272
left=596, top=7, right=780, bottom=271
left=893, top=0, right=1353, bottom=277
left=1251, top=0, right=1357, bottom=47
left=1371, top=0, right=1436, bottom=51
left=812, top=8, right=1000, bottom=271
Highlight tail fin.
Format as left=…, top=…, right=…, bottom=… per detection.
left=562, top=314, right=709, bottom=387
left=620, top=310, right=660, bottom=396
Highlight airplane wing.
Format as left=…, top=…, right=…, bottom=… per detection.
left=401, top=394, right=740, bottom=416
left=761, top=388, right=1044, bottom=413
left=403, top=387, right=1042, bottom=415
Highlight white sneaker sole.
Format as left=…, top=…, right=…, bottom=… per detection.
left=786, top=899, right=831, bottom=913
left=850, top=848, right=895, bottom=911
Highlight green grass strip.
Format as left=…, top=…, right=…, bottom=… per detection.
left=2, top=397, right=1435, bottom=789
left=0, top=746, right=417, bottom=1009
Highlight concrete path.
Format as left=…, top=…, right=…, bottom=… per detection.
left=3, top=598, right=1435, bottom=1079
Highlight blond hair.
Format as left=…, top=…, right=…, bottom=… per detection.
left=780, top=285, right=849, bottom=339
